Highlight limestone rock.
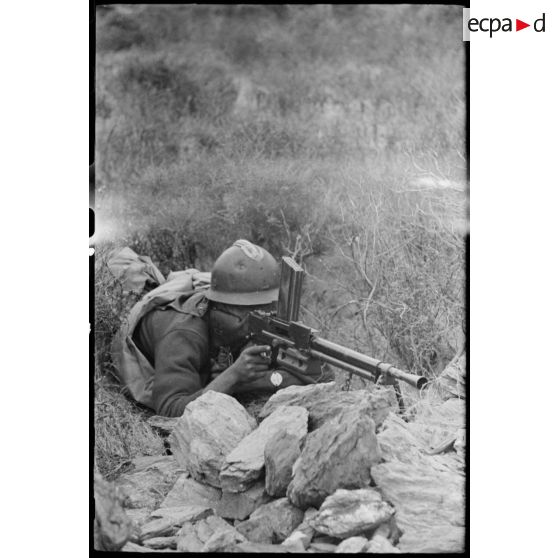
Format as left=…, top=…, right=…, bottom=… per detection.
left=140, top=506, right=212, bottom=540
left=371, top=410, right=465, bottom=553
left=259, top=382, right=396, bottom=430
left=170, top=391, right=256, bottom=487
left=176, top=529, right=203, bottom=553
left=121, top=542, right=152, bottom=552
left=142, top=536, right=177, bottom=549
left=260, top=383, right=337, bottom=416
left=375, top=412, right=426, bottom=464
left=281, top=507, right=318, bottom=550
left=286, top=408, right=381, bottom=509
left=94, top=472, right=132, bottom=551
left=335, top=536, right=368, bottom=553
left=201, top=528, right=247, bottom=552
left=370, top=516, right=402, bottom=545
left=115, top=455, right=182, bottom=510
left=125, top=508, right=151, bottom=528
left=125, top=508, right=151, bottom=543
left=265, top=429, right=305, bottom=497
left=160, top=473, right=221, bottom=509
left=310, top=488, right=394, bottom=539
left=176, top=514, right=239, bottom=552
left=364, top=534, right=401, bottom=553
left=437, top=351, right=466, bottom=400
left=408, top=398, right=466, bottom=463
left=215, top=481, right=271, bottom=520
left=371, top=463, right=465, bottom=552
left=309, top=541, right=338, bottom=552
left=220, top=405, right=308, bottom=492
left=280, top=531, right=307, bottom=552
left=149, top=505, right=213, bottom=522
left=236, top=497, right=304, bottom=544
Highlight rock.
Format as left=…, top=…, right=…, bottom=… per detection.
left=124, top=508, right=151, bottom=543
left=259, top=382, right=396, bottom=430
left=125, top=508, right=151, bottom=528
left=201, top=528, right=247, bottom=552
left=160, top=473, right=221, bottom=509
left=170, top=391, right=256, bottom=488
left=374, top=412, right=424, bottom=464
left=176, top=529, right=203, bottom=553
left=370, top=515, right=402, bottom=545
left=370, top=407, right=465, bottom=553
left=280, top=531, right=307, bottom=552
left=115, top=456, right=182, bottom=510
left=236, top=498, right=304, bottom=544
left=315, top=489, right=394, bottom=540
left=437, top=351, right=465, bottom=400
left=121, top=542, right=152, bottom=552
left=220, top=405, right=308, bottom=492
left=286, top=408, right=381, bottom=509
left=265, top=429, right=305, bottom=497
left=373, top=463, right=465, bottom=552
left=281, top=507, right=319, bottom=550
left=149, top=505, right=213, bottom=521
left=364, top=534, right=401, bottom=553
left=176, top=514, right=239, bottom=552
left=94, top=471, right=132, bottom=551
left=408, top=399, right=466, bottom=462
left=140, top=506, right=212, bottom=540
left=310, top=488, right=394, bottom=539
left=142, top=536, right=177, bottom=549
left=215, top=481, right=271, bottom=520
left=335, top=536, right=368, bottom=553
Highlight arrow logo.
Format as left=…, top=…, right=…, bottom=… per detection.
left=516, top=19, right=530, bottom=31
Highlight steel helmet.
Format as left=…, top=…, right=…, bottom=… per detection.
left=206, top=240, right=280, bottom=305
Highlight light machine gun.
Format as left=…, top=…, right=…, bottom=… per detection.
left=248, top=257, right=427, bottom=407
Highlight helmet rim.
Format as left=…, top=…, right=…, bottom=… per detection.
left=205, top=287, right=279, bottom=306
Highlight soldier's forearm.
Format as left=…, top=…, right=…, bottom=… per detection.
left=202, top=366, right=241, bottom=396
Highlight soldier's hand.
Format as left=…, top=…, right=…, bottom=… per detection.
left=229, top=344, right=271, bottom=384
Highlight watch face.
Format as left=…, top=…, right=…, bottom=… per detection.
left=270, top=371, right=283, bottom=387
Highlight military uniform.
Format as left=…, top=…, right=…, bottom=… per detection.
left=132, top=291, right=326, bottom=417
left=132, top=292, right=213, bottom=417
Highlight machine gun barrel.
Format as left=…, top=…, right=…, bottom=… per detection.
left=311, top=337, right=428, bottom=390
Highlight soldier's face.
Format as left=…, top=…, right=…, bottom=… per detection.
left=209, top=302, right=275, bottom=350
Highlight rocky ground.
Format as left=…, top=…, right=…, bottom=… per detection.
left=94, top=364, right=466, bottom=553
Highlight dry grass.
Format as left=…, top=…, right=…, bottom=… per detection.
left=94, top=374, right=166, bottom=480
